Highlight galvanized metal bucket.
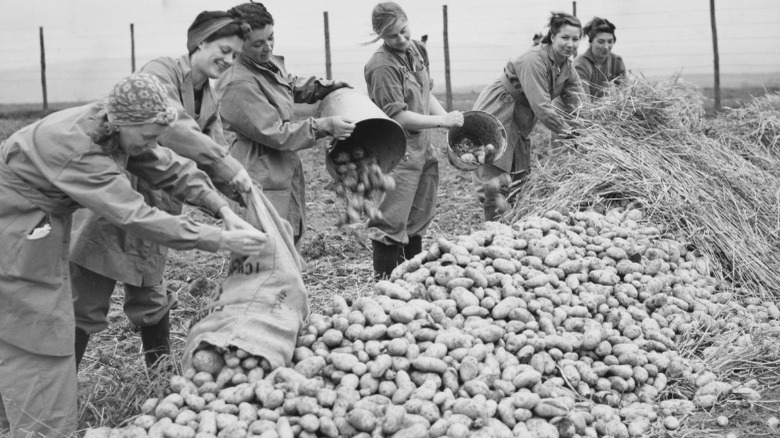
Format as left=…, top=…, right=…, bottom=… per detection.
left=446, top=110, right=507, bottom=171
left=317, top=88, right=407, bottom=181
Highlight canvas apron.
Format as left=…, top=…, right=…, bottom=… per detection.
left=0, top=159, right=76, bottom=356
left=0, top=159, right=78, bottom=438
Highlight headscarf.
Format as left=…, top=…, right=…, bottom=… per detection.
left=585, top=17, right=616, bottom=43
left=187, top=10, right=244, bottom=54
left=106, top=73, right=178, bottom=126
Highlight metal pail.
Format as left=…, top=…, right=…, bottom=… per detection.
left=446, top=110, right=507, bottom=171
left=317, top=88, right=407, bottom=181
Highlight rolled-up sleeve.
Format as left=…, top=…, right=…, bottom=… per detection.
left=51, top=150, right=223, bottom=252
left=365, top=64, right=407, bottom=118
left=126, top=147, right=228, bottom=216
left=220, top=79, right=318, bottom=152
left=142, top=59, right=242, bottom=183
left=517, top=57, right=569, bottom=135
left=291, top=74, right=339, bottom=103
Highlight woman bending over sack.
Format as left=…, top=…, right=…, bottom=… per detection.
left=472, top=12, right=584, bottom=221
left=364, top=1, right=464, bottom=278
left=0, top=73, right=265, bottom=438
left=218, top=2, right=356, bottom=247
left=574, top=17, right=627, bottom=99
left=70, top=8, right=255, bottom=371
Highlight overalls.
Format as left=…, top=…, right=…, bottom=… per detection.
left=367, top=43, right=438, bottom=247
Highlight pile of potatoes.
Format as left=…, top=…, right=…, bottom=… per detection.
left=86, top=208, right=779, bottom=438
left=331, top=147, right=395, bottom=224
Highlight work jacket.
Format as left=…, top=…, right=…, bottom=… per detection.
left=218, top=53, right=339, bottom=237
left=70, top=55, right=242, bottom=286
left=0, top=102, right=225, bottom=355
left=499, top=43, right=583, bottom=139
left=574, top=47, right=626, bottom=98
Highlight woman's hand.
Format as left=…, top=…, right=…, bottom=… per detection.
left=320, top=116, right=356, bottom=141
left=443, top=110, right=464, bottom=128
left=219, top=229, right=267, bottom=255
left=218, top=206, right=256, bottom=231
left=228, top=168, right=253, bottom=193
left=332, top=80, right=353, bottom=90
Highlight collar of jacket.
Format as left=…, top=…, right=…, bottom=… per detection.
left=381, top=41, right=421, bottom=69
left=238, top=52, right=290, bottom=88
left=177, top=54, right=193, bottom=79
left=543, top=44, right=561, bottom=66
left=542, top=43, right=575, bottom=75
left=179, top=53, right=215, bottom=92
left=91, top=100, right=123, bottom=155
left=581, top=47, right=601, bottom=66
left=175, top=54, right=198, bottom=118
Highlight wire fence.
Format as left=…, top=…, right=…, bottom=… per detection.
left=0, top=0, right=778, bottom=108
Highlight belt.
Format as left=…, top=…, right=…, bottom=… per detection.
left=499, top=74, right=524, bottom=102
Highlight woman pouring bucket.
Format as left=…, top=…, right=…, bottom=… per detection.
left=364, top=2, right=464, bottom=279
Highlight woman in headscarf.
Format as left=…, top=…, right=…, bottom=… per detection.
left=472, top=12, right=584, bottom=221
left=364, top=2, right=464, bottom=278
left=217, top=2, right=356, bottom=247
left=70, top=9, right=254, bottom=370
left=574, top=17, right=626, bottom=99
left=0, top=73, right=265, bottom=438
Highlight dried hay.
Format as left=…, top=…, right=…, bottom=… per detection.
left=706, top=92, right=780, bottom=176
left=507, top=77, right=780, bottom=297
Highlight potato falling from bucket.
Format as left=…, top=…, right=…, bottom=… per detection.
left=318, top=88, right=406, bottom=224
left=331, top=147, right=396, bottom=224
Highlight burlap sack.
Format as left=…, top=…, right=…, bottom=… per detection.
left=182, top=186, right=308, bottom=369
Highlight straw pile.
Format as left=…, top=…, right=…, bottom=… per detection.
left=706, top=92, right=780, bottom=176
left=507, top=78, right=780, bottom=297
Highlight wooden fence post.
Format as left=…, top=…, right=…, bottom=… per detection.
left=443, top=5, right=453, bottom=111
left=39, top=26, right=48, bottom=114
left=323, top=11, right=332, bottom=80
left=709, top=0, right=721, bottom=110
left=130, top=23, right=136, bottom=73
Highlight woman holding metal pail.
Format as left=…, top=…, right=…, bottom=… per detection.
left=364, top=1, right=464, bottom=279
left=472, top=12, right=585, bottom=221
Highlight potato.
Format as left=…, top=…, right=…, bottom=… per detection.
left=192, top=349, right=225, bottom=376
left=346, top=408, right=377, bottom=432
left=376, top=281, right=412, bottom=301
left=162, top=423, right=196, bottom=438
left=410, top=356, right=447, bottom=374
left=155, top=402, right=180, bottom=420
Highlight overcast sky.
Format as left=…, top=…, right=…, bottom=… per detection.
left=1, top=0, right=778, bottom=103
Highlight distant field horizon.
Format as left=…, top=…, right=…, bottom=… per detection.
left=1, top=75, right=778, bottom=119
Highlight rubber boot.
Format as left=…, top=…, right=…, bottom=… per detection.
left=483, top=203, right=499, bottom=222
left=140, top=311, right=171, bottom=369
left=74, top=328, right=90, bottom=370
left=403, top=235, right=423, bottom=260
left=372, top=240, right=402, bottom=280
